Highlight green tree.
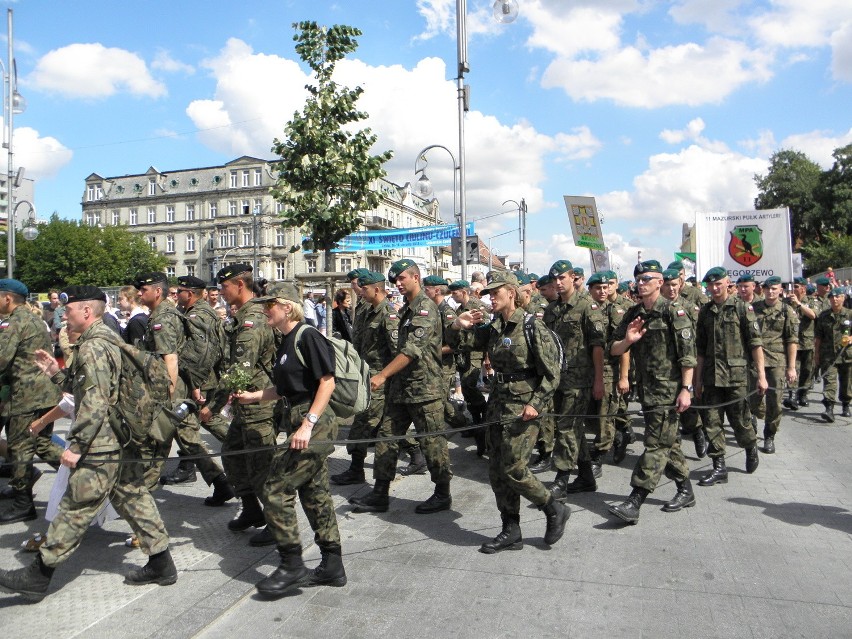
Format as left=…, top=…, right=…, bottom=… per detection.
left=754, top=149, right=823, bottom=246
left=11, top=215, right=168, bottom=291
left=802, top=232, right=852, bottom=275
left=270, top=21, right=393, bottom=270
left=814, top=143, right=852, bottom=237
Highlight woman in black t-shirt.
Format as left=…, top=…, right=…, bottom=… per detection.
left=235, top=282, right=345, bottom=598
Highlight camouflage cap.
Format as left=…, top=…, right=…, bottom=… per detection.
left=736, top=273, right=755, bottom=284
left=60, top=285, right=105, bottom=304
left=482, top=270, right=519, bottom=292
left=358, top=271, right=386, bottom=286
left=586, top=272, right=608, bottom=286
left=134, top=272, right=168, bottom=288
left=387, top=259, right=417, bottom=284
left=667, top=260, right=685, bottom=272
left=635, top=260, right=663, bottom=275
left=422, top=275, right=449, bottom=287
left=793, top=276, right=807, bottom=286
left=662, top=268, right=681, bottom=282
left=0, top=279, right=28, bottom=297
left=216, top=263, right=252, bottom=284
left=815, top=276, right=831, bottom=286
left=255, top=281, right=300, bottom=304
left=549, top=260, right=573, bottom=276
left=448, top=279, right=470, bottom=291
left=829, top=286, right=846, bottom=297
left=177, top=275, right=207, bottom=290
left=572, top=266, right=585, bottom=276
left=702, top=266, right=728, bottom=283
left=763, top=276, right=782, bottom=287
left=347, top=268, right=371, bottom=282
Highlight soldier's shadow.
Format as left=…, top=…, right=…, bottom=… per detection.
left=728, top=497, right=852, bottom=535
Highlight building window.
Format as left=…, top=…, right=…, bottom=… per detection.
left=87, top=183, right=103, bottom=201
left=209, top=202, right=218, bottom=219
left=228, top=201, right=237, bottom=216
left=230, top=171, right=237, bottom=188
left=148, top=235, right=157, bottom=250
left=276, top=262, right=286, bottom=280
left=306, top=257, right=318, bottom=274
left=186, top=233, right=196, bottom=252
left=186, top=264, right=196, bottom=277
left=227, top=229, right=236, bottom=247
left=218, top=229, right=228, bottom=248
left=84, top=212, right=95, bottom=225
left=147, top=207, right=156, bottom=224
left=254, top=198, right=262, bottom=214
left=276, top=201, right=284, bottom=214
left=339, top=258, right=353, bottom=273
left=242, top=170, right=250, bottom=187
left=276, top=228, right=286, bottom=247
left=166, top=206, right=175, bottom=223
left=242, top=227, right=253, bottom=247
left=241, top=199, right=250, bottom=215
left=129, top=208, right=138, bottom=225
left=254, top=168, right=262, bottom=186
left=186, top=204, right=195, bottom=221
left=166, top=266, right=176, bottom=278
left=166, top=235, right=175, bottom=253
left=148, top=179, right=156, bottom=196
left=111, top=210, right=120, bottom=225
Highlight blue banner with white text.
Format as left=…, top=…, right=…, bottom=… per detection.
left=304, top=223, right=475, bottom=252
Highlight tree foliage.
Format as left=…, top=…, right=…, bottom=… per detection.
left=753, top=149, right=822, bottom=244
left=270, top=22, right=393, bottom=267
left=801, top=232, right=852, bottom=274
left=10, top=215, right=168, bottom=291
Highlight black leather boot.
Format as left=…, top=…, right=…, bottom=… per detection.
left=763, top=429, right=776, bottom=454
left=125, top=549, right=178, bottom=586
left=550, top=470, right=571, bottom=503
left=608, top=487, right=649, bottom=524
left=783, top=390, right=799, bottom=411
left=249, top=527, right=277, bottom=547
left=564, top=461, right=597, bottom=494
left=303, top=544, right=347, bottom=586
left=541, top=497, right=570, bottom=544
left=0, top=467, right=41, bottom=499
left=797, top=389, right=810, bottom=407
left=589, top=449, right=603, bottom=479
left=693, top=429, right=708, bottom=459
left=662, top=479, right=696, bottom=512
left=256, top=544, right=307, bottom=598
left=227, top=494, right=265, bottom=531
left=843, top=403, right=851, bottom=418
left=612, top=430, right=629, bottom=464
left=160, top=453, right=197, bottom=485
left=350, top=480, right=390, bottom=513
left=415, top=482, right=452, bottom=514
left=479, top=514, right=523, bottom=554
left=0, top=489, right=37, bottom=525
left=398, top=448, right=427, bottom=476
left=0, top=554, right=54, bottom=601
left=331, top=453, right=366, bottom=485
left=745, top=446, right=759, bottom=474
left=698, top=457, right=728, bottom=486
left=529, top=450, right=552, bottom=474
left=821, top=403, right=835, bottom=423
left=204, top=474, right=235, bottom=507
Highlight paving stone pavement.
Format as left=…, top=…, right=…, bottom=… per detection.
left=0, top=402, right=850, bottom=638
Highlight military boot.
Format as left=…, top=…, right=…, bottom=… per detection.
left=474, top=428, right=487, bottom=457
left=159, top=453, right=197, bottom=485
left=541, top=497, right=570, bottom=544
left=693, top=428, right=708, bottom=459
left=303, top=543, right=347, bottom=587
left=249, top=527, right=277, bottom=547
left=398, top=448, right=427, bottom=476
left=763, top=429, right=776, bottom=454
left=783, top=390, right=799, bottom=411
left=564, top=461, right=598, bottom=494
left=608, top=487, right=650, bottom=524
left=227, top=494, right=266, bottom=531
left=479, top=514, right=523, bottom=554
left=256, top=544, right=307, bottom=598
left=797, top=389, right=810, bottom=407
left=415, top=482, right=452, bottom=514
left=589, top=449, right=603, bottom=479
left=0, top=554, right=54, bottom=601
left=125, top=549, right=178, bottom=586
left=612, top=430, right=629, bottom=465
left=662, top=479, right=696, bottom=512
left=331, top=452, right=366, bottom=485
left=350, top=480, right=390, bottom=513
left=0, top=467, right=41, bottom=500
left=745, top=446, right=760, bottom=473
left=842, top=403, right=851, bottom=418
left=698, top=457, right=728, bottom=486
left=821, top=403, right=836, bottom=423
left=550, top=470, right=572, bottom=503
left=0, top=489, right=37, bottom=525
left=204, top=474, right=235, bottom=507
left=528, top=450, right=552, bottom=474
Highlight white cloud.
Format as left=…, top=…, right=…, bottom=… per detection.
left=830, top=22, right=852, bottom=81
left=0, top=123, right=73, bottom=179
left=660, top=118, right=706, bottom=144
left=27, top=43, right=166, bottom=99
left=414, top=0, right=455, bottom=42
left=152, top=49, right=195, bottom=75
left=779, top=128, right=852, bottom=168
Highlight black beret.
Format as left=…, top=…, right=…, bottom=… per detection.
left=177, top=275, right=207, bottom=290
left=61, top=285, right=106, bottom=304
left=134, top=272, right=168, bottom=288
left=216, top=263, right=252, bottom=284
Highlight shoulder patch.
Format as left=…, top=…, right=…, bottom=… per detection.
left=0, top=321, right=8, bottom=329
left=676, top=309, right=685, bottom=316
left=243, top=320, right=254, bottom=328
left=682, top=328, right=692, bottom=339
left=414, top=327, right=425, bottom=338
left=590, top=303, right=598, bottom=310
left=748, top=305, right=754, bottom=312
left=753, top=321, right=759, bottom=331
left=153, top=323, right=162, bottom=331
left=419, top=309, right=429, bottom=316
left=389, top=314, right=397, bottom=320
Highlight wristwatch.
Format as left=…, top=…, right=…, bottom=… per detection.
left=681, top=385, right=694, bottom=392
left=306, top=413, right=319, bottom=424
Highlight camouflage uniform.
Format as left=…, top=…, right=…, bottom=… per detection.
left=594, top=295, right=633, bottom=453
left=612, top=297, right=696, bottom=491
left=696, top=296, right=762, bottom=457
left=189, top=299, right=230, bottom=442
left=41, top=319, right=169, bottom=567
left=546, top=291, right=605, bottom=472
left=456, top=296, right=488, bottom=423
left=794, top=295, right=822, bottom=397
left=673, top=300, right=703, bottom=438
left=0, top=305, right=63, bottom=493
left=374, top=291, right=452, bottom=486
left=454, top=307, right=560, bottom=515
left=209, top=301, right=277, bottom=499
left=680, top=284, right=709, bottom=307
left=437, top=299, right=464, bottom=425
left=525, top=297, right=554, bottom=457
left=815, top=306, right=852, bottom=407
left=749, top=299, right=798, bottom=436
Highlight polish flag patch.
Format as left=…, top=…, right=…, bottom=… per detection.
left=389, top=314, right=398, bottom=320
left=676, top=309, right=685, bottom=316
left=419, top=310, right=430, bottom=316
left=153, top=323, right=163, bottom=331
left=243, top=320, right=254, bottom=328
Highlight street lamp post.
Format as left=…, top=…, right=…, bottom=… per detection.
left=3, top=8, right=26, bottom=278
left=502, top=198, right=527, bottom=272
left=413, top=144, right=463, bottom=274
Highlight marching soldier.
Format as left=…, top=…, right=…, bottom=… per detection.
left=785, top=276, right=820, bottom=409
left=814, top=287, right=852, bottom=422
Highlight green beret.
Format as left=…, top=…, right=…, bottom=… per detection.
left=216, top=263, right=252, bottom=284
left=572, top=266, right=585, bottom=276
left=736, top=273, right=754, bottom=284
left=549, top=260, right=573, bottom=277
left=513, top=271, right=532, bottom=286
left=635, top=260, right=663, bottom=275
left=358, top=271, right=386, bottom=286
left=667, top=261, right=684, bottom=272
left=793, top=276, right=807, bottom=285
left=483, top=271, right=519, bottom=292
left=0, top=279, right=28, bottom=297
left=256, top=281, right=299, bottom=303
left=702, top=266, right=728, bottom=283
left=528, top=273, right=539, bottom=281
left=815, top=276, right=831, bottom=286
left=603, top=270, right=617, bottom=281
left=829, top=287, right=846, bottom=297
left=586, top=272, right=607, bottom=286
left=617, top=281, right=630, bottom=293
left=536, top=274, right=553, bottom=287
left=422, top=275, right=448, bottom=287
left=763, top=276, right=782, bottom=287
left=662, top=268, right=680, bottom=282
left=448, top=280, right=470, bottom=291
left=387, top=259, right=417, bottom=284
left=347, top=268, right=371, bottom=282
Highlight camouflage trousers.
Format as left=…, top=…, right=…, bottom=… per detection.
left=535, top=396, right=555, bottom=455
left=202, top=413, right=230, bottom=443
left=374, top=399, right=452, bottom=485
left=6, top=409, right=63, bottom=492
left=701, top=385, right=757, bottom=457
left=222, top=408, right=276, bottom=499
left=486, top=400, right=550, bottom=516
left=630, top=405, right=688, bottom=492
left=749, top=366, right=784, bottom=436
left=821, top=362, right=852, bottom=406
left=593, top=374, right=630, bottom=452
left=796, top=349, right=815, bottom=393
left=553, top=386, right=593, bottom=472
left=41, top=448, right=169, bottom=568
left=460, top=365, right=487, bottom=422
left=263, top=403, right=340, bottom=549
left=347, top=385, right=417, bottom=459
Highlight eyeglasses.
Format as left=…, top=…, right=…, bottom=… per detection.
left=635, top=275, right=660, bottom=283
left=263, top=299, right=287, bottom=309
left=169, top=290, right=179, bottom=296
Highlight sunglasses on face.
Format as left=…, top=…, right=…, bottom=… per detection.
left=635, top=275, right=660, bottom=283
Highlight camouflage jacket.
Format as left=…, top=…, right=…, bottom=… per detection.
left=356, top=297, right=400, bottom=375
left=388, top=290, right=443, bottom=403
left=794, top=295, right=822, bottom=350
left=351, top=298, right=371, bottom=354
left=611, top=295, right=696, bottom=407
left=696, top=296, right=763, bottom=387
left=545, top=291, right=605, bottom=389
left=142, top=299, right=184, bottom=356
left=436, top=298, right=459, bottom=374
left=524, top=296, right=548, bottom=322
left=680, top=284, right=709, bottom=307
left=0, top=305, right=61, bottom=414
left=51, top=319, right=121, bottom=454
left=814, top=307, right=852, bottom=364
left=452, top=307, right=560, bottom=412
left=456, top=297, right=488, bottom=367
left=603, top=295, right=633, bottom=375
left=752, top=299, right=798, bottom=368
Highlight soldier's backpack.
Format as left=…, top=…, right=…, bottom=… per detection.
left=293, top=324, right=371, bottom=419
left=522, top=312, right=567, bottom=373
left=175, top=304, right=227, bottom=389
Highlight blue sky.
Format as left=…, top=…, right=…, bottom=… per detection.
left=5, top=0, right=852, bottom=278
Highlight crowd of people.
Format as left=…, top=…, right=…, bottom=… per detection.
left=0, top=257, right=848, bottom=603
